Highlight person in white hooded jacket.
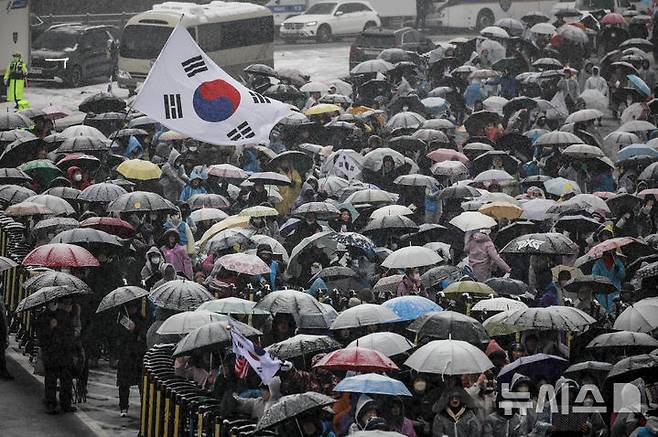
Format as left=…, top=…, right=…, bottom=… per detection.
left=234, top=376, right=282, bottom=420
left=584, top=66, right=609, bottom=96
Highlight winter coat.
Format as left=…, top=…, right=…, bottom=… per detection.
left=179, top=183, right=207, bottom=202
left=465, top=232, right=511, bottom=282
left=163, top=218, right=195, bottom=255
left=161, top=230, right=193, bottom=279
left=465, top=83, right=486, bottom=108
left=141, top=246, right=164, bottom=288
left=348, top=394, right=377, bottom=434
left=591, top=257, right=625, bottom=312
left=432, top=408, right=481, bottom=437
left=160, top=149, right=188, bottom=201
left=483, top=412, right=523, bottom=437
left=235, top=377, right=282, bottom=419
left=396, top=275, right=428, bottom=298
left=37, top=308, right=78, bottom=369
left=124, top=135, right=144, bottom=158
left=116, top=312, right=146, bottom=387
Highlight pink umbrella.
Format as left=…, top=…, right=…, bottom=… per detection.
left=217, top=253, right=271, bottom=275
left=601, top=13, right=625, bottom=25
left=586, top=237, right=639, bottom=258
left=426, top=148, right=470, bottom=164
left=42, top=105, right=72, bottom=121
left=592, top=191, right=616, bottom=200
left=313, top=347, right=399, bottom=372
left=23, top=243, right=100, bottom=267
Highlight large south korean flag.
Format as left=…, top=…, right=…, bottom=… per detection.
left=133, top=23, right=293, bottom=145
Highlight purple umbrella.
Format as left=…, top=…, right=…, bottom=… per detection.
left=497, top=353, right=569, bottom=384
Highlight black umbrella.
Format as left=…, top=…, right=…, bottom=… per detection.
left=503, top=97, right=538, bottom=117
left=400, top=223, right=450, bottom=246
left=485, top=277, right=531, bottom=296
left=0, top=129, right=35, bottom=145
left=0, top=184, right=35, bottom=205
left=472, top=151, right=520, bottom=174
left=256, top=392, right=335, bottom=431
left=128, top=116, right=158, bottom=129
left=247, top=172, right=292, bottom=186
left=492, top=57, right=527, bottom=74
left=149, top=280, right=214, bottom=311
left=188, top=193, right=230, bottom=210
left=606, top=193, right=642, bottom=217
left=464, top=111, right=500, bottom=135
left=634, top=260, right=658, bottom=281
left=0, top=113, right=32, bottom=131
left=420, top=265, right=462, bottom=288
left=586, top=331, right=658, bottom=349
left=501, top=232, right=579, bottom=255
left=407, top=310, right=489, bottom=344
left=96, top=286, right=149, bottom=313
left=78, top=183, right=128, bottom=204
left=266, top=334, right=341, bottom=360
left=56, top=136, right=111, bottom=155
left=244, top=64, right=278, bottom=77
left=438, top=185, right=481, bottom=200
left=0, top=168, right=31, bottom=184
left=0, top=136, right=48, bottom=166
left=32, top=217, right=80, bottom=236
left=564, top=360, right=612, bottom=379
left=43, top=187, right=81, bottom=202
left=78, top=92, right=126, bottom=113
left=607, top=354, right=658, bottom=382
left=554, top=215, right=601, bottom=233
left=388, top=135, right=427, bottom=152
left=16, top=285, right=93, bottom=312
left=108, top=191, right=176, bottom=214
left=23, top=270, right=89, bottom=292
left=564, top=275, right=617, bottom=294
left=495, top=221, right=537, bottom=247
left=109, top=128, right=149, bottom=141
left=51, top=228, right=126, bottom=252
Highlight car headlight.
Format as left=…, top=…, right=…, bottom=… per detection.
left=45, top=57, right=69, bottom=69
left=117, top=70, right=132, bottom=80
left=305, top=21, right=318, bottom=26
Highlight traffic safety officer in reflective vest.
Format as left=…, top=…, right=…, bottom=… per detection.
left=3, top=52, right=27, bottom=108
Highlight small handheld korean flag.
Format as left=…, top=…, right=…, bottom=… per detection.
left=133, top=23, right=293, bottom=145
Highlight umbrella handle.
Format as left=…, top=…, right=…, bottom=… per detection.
left=441, top=359, right=451, bottom=381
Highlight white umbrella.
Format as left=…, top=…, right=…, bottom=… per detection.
left=619, top=120, right=657, bottom=133
left=579, top=89, right=608, bottom=112
left=347, top=332, right=415, bottom=357
left=449, top=211, right=498, bottom=232
left=300, top=82, right=329, bottom=93
left=330, top=303, right=400, bottom=330
left=157, top=310, right=226, bottom=335
left=480, top=26, right=509, bottom=39
left=471, top=297, right=528, bottom=312
left=483, top=96, right=508, bottom=115
left=613, top=297, right=658, bottom=333
left=521, top=198, right=557, bottom=220
left=479, top=39, right=506, bottom=64
left=345, top=189, right=397, bottom=205
left=404, top=339, right=494, bottom=375
left=370, top=205, right=414, bottom=220
left=530, top=22, right=556, bottom=35
left=381, top=246, right=442, bottom=269
left=472, top=169, right=515, bottom=184
left=565, top=109, right=603, bottom=124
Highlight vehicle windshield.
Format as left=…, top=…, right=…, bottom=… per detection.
left=119, top=24, right=173, bottom=59
left=574, top=0, right=614, bottom=10
left=305, top=3, right=337, bottom=14
left=33, top=30, right=78, bottom=51
left=356, top=34, right=396, bottom=48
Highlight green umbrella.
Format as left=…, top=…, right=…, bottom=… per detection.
left=19, top=159, right=63, bottom=187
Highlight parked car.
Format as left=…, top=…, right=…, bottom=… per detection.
left=349, top=27, right=435, bottom=69
left=280, top=0, right=380, bottom=43
left=30, top=23, right=119, bottom=87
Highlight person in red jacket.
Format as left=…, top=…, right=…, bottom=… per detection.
left=66, top=166, right=91, bottom=190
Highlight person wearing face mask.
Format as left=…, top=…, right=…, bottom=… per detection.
left=349, top=394, right=381, bottom=434
left=397, top=267, right=428, bottom=298
left=140, top=246, right=164, bottom=289
left=255, top=244, right=280, bottom=292
left=330, top=208, right=356, bottom=232
left=431, top=387, right=481, bottom=437
left=247, top=214, right=281, bottom=241
left=163, top=208, right=195, bottom=256
left=66, top=166, right=91, bottom=190
left=160, top=228, right=193, bottom=280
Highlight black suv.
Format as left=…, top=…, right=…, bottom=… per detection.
left=349, top=27, right=435, bottom=70
left=30, top=23, right=119, bottom=87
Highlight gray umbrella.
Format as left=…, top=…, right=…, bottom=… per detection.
left=292, top=202, right=341, bottom=220
left=347, top=332, right=415, bottom=357
left=16, top=285, right=93, bottom=312
left=266, top=334, right=341, bottom=360
left=0, top=256, right=17, bottom=273
left=254, top=289, right=332, bottom=325
left=78, top=182, right=128, bottom=204
left=23, top=270, right=89, bottom=292
left=363, top=215, right=418, bottom=234
left=172, top=319, right=262, bottom=357
left=149, top=280, right=214, bottom=311
left=586, top=331, right=658, bottom=349
left=108, top=191, right=176, bottom=213
left=32, top=217, right=80, bottom=236
left=330, top=304, right=400, bottom=330
left=501, top=233, right=579, bottom=255
left=404, top=339, right=494, bottom=375
left=373, top=274, right=404, bottom=296
left=256, top=392, right=335, bottom=431
left=0, top=184, right=36, bottom=205
left=96, top=286, right=149, bottom=313
left=407, top=310, right=489, bottom=344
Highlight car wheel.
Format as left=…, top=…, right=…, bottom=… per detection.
left=363, top=21, right=377, bottom=31
left=65, top=65, right=83, bottom=88
left=475, top=9, right=494, bottom=31
left=316, top=24, right=331, bottom=43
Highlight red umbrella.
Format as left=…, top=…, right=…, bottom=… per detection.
left=426, top=148, right=470, bottom=165
left=56, top=153, right=101, bottom=171
left=312, top=347, right=399, bottom=372
left=79, top=216, right=135, bottom=238
left=586, top=237, right=640, bottom=258
left=601, top=13, right=625, bottom=25
left=23, top=243, right=100, bottom=267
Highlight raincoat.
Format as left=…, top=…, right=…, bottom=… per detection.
left=585, top=73, right=609, bottom=96
left=276, top=167, right=303, bottom=215
left=160, top=149, right=188, bottom=201
left=3, top=54, right=27, bottom=104
left=235, top=377, right=282, bottom=420
left=160, top=229, right=193, bottom=279
left=465, top=82, right=487, bottom=109
left=179, top=173, right=207, bottom=202
left=66, top=166, right=91, bottom=190
left=348, top=394, right=378, bottom=434
left=483, top=411, right=523, bottom=437
left=124, top=136, right=144, bottom=159
left=431, top=388, right=481, bottom=437
left=163, top=215, right=195, bottom=256
left=465, top=232, right=511, bottom=282
left=140, top=246, right=164, bottom=289
left=591, top=256, right=625, bottom=312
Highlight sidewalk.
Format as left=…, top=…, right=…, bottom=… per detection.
left=0, top=349, right=100, bottom=437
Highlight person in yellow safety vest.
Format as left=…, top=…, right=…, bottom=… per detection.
left=3, top=52, right=27, bottom=108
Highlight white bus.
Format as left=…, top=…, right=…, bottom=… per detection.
left=117, top=1, right=274, bottom=90
left=425, top=0, right=558, bottom=30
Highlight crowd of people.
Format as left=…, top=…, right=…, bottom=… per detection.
left=4, top=7, right=658, bottom=437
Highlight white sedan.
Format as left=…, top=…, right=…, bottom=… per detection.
left=280, top=0, right=381, bottom=43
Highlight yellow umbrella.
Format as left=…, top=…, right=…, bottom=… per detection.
left=304, top=103, right=341, bottom=116
left=443, top=280, right=496, bottom=296
left=349, top=106, right=375, bottom=115
left=159, top=130, right=188, bottom=141
left=199, top=215, right=250, bottom=249
left=479, top=201, right=523, bottom=220
left=239, top=206, right=279, bottom=218
left=116, top=159, right=162, bottom=181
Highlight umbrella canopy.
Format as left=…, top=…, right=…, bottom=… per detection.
left=156, top=310, right=227, bottom=335
left=521, top=198, right=558, bottom=220
left=334, top=373, right=412, bottom=397
left=381, top=246, right=442, bottom=269
left=149, top=280, right=214, bottom=311
left=79, top=216, right=135, bottom=238
left=5, top=201, right=53, bottom=217
left=216, top=253, right=270, bottom=275
left=586, top=237, right=644, bottom=258
left=208, top=164, right=248, bottom=179
left=607, top=354, right=658, bottom=382
left=254, top=289, right=330, bottom=325
left=586, top=331, right=658, bottom=349
left=471, top=297, right=528, bottom=312
left=351, top=59, right=395, bottom=75
left=498, top=354, right=569, bottom=384
left=107, top=191, right=176, bottom=213
left=565, top=109, right=603, bottom=124
left=24, top=194, right=75, bottom=216
left=248, top=171, right=292, bottom=186
left=369, top=205, right=413, bottom=220
left=256, top=392, right=335, bottom=431
left=564, top=275, right=617, bottom=294
left=78, top=183, right=128, bottom=204
left=443, top=280, right=496, bottom=296
left=490, top=306, right=596, bottom=332
left=96, top=286, right=149, bottom=313
left=78, top=92, right=126, bottom=113
left=0, top=112, right=32, bottom=130
left=0, top=256, right=17, bottom=273
left=0, top=184, right=36, bottom=205
left=449, top=211, right=497, bottom=232
left=484, top=277, right=531, bottom=296
left=16, top=285, right=93, bottom=312
left=407, top=311, right=489, bottom=344
left=534, top=131, right=583, bottom=147
left=189, top=194, right=231, bottom=211
left=381, top=296, right=442, bottom=322
left=347, top=332, right=415, bottom=357
left=501, top=233, right=579, bottom=255
left=51, top=228, right=125, bottom=252
left=564, top=361, right=612, bottom=378
left=23, top=243, right=99, bottom=267
left=330, top=304, right=399, bottom=330
left=173, top=319, right=262, bottom=357
left=404, top=339, right=493, bottom=375
left=479, top=202, right=523, bottom=220
left=116, top=159, right=162, bottom=181
left=292, top=201, right=340, bottom=220
left=191, top=208, right=229, bottom=224
left=197, top=297, right=270, bottom=315
left=313, top=347, right=399, bottom=372
left=23, top=270, right=89, bottom=293
left=613, top=297, right=658, bottom=333
left=266, top=334, right=341, bottom=360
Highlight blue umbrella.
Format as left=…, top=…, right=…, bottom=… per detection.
left=497, top=353, right=569, bottom=385
left=334, top=373, right=413, bottom=397
left=617, top=143, right=658, bottom=162
left=382, top=295, right=443, bottom=322
left=627, top=74, right=652, bottom=97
